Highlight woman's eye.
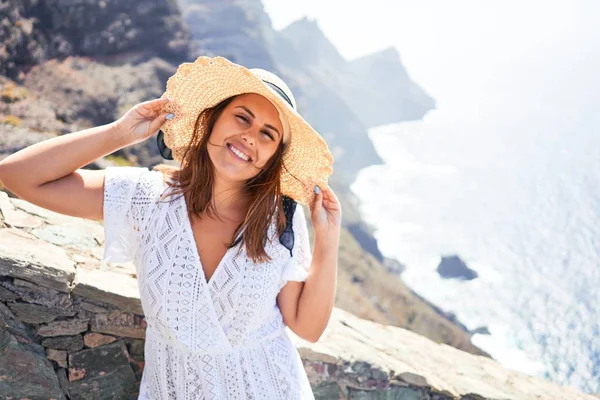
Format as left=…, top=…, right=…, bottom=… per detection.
left=262, top=130, right=274, bottom=140
left=236, top=115, right=249, bottom=124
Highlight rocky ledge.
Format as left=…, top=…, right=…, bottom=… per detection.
left=291, top=309, right=597, bottom=399
left=0, top=191, right=596, bottom=399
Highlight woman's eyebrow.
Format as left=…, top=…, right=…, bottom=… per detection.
left=235, top=106, right=281, bottom=138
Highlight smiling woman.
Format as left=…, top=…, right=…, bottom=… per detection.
left=0, top=55, right=341, bottom=399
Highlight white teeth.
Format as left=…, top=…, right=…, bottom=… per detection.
left=229, top=144, right=250, bottom=161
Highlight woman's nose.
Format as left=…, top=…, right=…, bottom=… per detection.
left=241, top=129, right=256, bottom=146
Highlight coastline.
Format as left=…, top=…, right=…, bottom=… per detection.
left=348, top=120, right=552, bottom=383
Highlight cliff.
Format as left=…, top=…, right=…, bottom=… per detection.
left=0, top=194, right=596, bottom=399
left=278, top=18, right=436, bottom=128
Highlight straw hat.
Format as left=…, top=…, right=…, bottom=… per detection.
left=157, top=56, right=334, bottom=204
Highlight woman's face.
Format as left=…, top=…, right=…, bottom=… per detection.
left=207, top=93, right=285, bottom=183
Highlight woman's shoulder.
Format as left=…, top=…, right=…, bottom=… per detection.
left=104, top=166, right=170, bottom=202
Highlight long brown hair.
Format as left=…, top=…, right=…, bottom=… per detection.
left=154, top=96, right=288, bottom=263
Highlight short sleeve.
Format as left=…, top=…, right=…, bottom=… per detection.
left=102, top=166, right=164, bottom=264
left=279, top=204, right=312, bottom=290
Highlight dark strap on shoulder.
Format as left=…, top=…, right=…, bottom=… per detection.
left=279, top=195, right=297, bottom=257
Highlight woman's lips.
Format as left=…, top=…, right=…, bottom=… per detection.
left=227, top=143, right=251, bottom=162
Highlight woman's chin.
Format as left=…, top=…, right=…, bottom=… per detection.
left=214, top=162, right=257, bottom=183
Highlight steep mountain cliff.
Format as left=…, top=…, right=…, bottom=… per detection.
left=279, top=17, right=436, bottom=128
left=347, top=46, right=436, bottom=126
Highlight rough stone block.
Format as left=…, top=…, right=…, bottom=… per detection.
left=84, top=332, right=116, bottom=348
left=57, top=368, right=70, bottom=398
left=8, top=301, right=76, bottom=324
left=0, top=277, right=73, bottom=308
left=0, top=302, right=37, bottom=347
left=313, top=381, right=344, bottom=400
left=72, top=267, right=143, bottom=315
left=90, top=310, right=146, bottom=339
left=68, top=340, right=137, bottom=399
left=37, top=318, right=89, bottom=337
left=31, top=224, right=101, bottom=251
left=42, top=334, right=85, bottom=352
left=0, top=192, right=43, bottom=228
left=78, top=300, right=112, bottom=313
left=126, top=338, right=145, bottom=357
left=0, top=228, right=76, bottom=292
left=0, top=329, right=65, bottom=399
left=47, top=348, right=68, bottom=368
left=394, top=372, right=430, bottom=388
left=0, top=284, right=19, bottom=301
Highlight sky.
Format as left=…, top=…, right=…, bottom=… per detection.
left=262, top=0, right=600, bottom=113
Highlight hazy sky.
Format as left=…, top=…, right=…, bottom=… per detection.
left=262, top=0, right=600, bottom=113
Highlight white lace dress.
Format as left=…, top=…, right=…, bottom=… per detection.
left=102, top=166, right=315, bottom=400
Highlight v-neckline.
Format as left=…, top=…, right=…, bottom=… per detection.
left=181, top=194, right=240, bottom=287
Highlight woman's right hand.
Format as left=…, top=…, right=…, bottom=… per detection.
left=112, top=97, right=172, bottom=146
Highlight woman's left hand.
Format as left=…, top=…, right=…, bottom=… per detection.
left=310, top=184, right=342, bottom=239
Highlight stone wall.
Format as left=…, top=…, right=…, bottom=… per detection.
left=0, top=192, right=146, bottom=398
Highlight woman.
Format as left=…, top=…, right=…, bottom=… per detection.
left=0, top=56, right=340, bottom=399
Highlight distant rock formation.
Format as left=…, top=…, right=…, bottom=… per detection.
left=347, top=47, right=436, bottom=127
left=278, top=18, right=436, bottom=128
left=470, top=326, right=491, bottom=335
left=437, top=255, right=479, bottom=280
left=178, top=0, right=277, bottom=70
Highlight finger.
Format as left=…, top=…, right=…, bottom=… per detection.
left=148, top=112, right=171, bottom=136
left=140, top=97, right=170, bottom=111
left=321, top=185, right=340, bottom=207
left=310, top=185, right=323, bottom=216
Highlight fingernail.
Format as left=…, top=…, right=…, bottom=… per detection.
left=314, top=185, right=320, bottom=194
left=166, top=113, right=175, bottom=120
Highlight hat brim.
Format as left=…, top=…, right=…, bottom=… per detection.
left=159, top=56, right=334, bottom=205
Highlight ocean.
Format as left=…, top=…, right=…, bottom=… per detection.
left=351, top=59, right=600, bottom=392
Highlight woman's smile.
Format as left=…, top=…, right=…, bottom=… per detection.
left=227, top=142, right=252, bottom=163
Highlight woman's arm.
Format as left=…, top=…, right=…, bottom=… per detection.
left=0, top=123, right=125, bottom=220
left=0, top=98, right=171, bottom=220
left=277, top=185, right=342, bottom=342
